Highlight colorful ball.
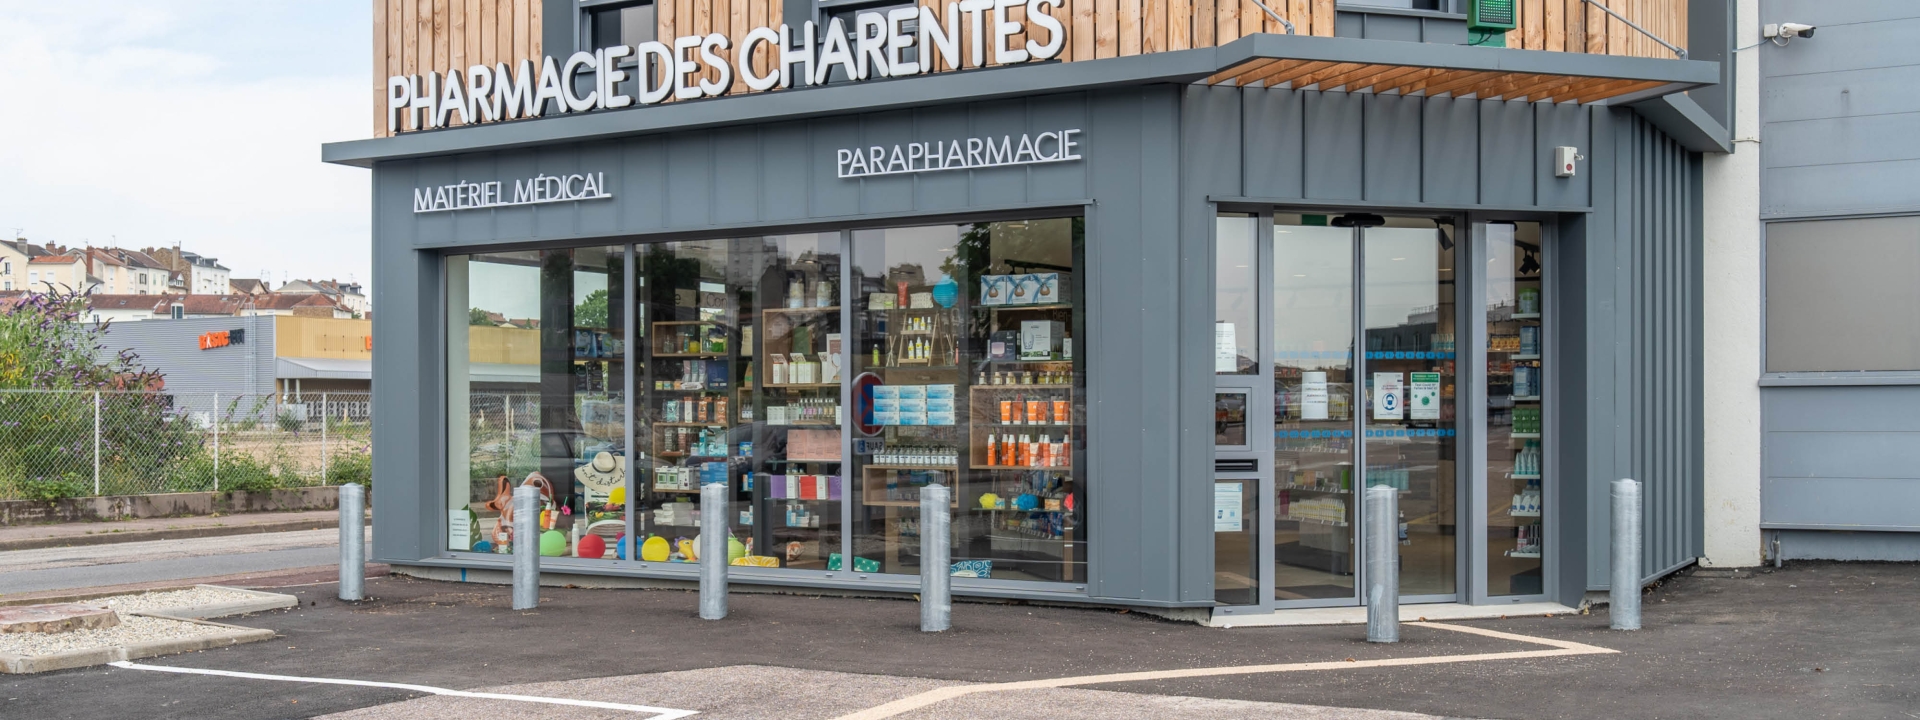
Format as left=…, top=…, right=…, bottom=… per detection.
left=471, top=540, right=493, bottom=553
left=614, top=533, right=628, bottom=560
left=577, top=534, right=607, bottom=559
left=608, top=486, right=626, bottom=507
left=538, top=530, right=566, bottom=557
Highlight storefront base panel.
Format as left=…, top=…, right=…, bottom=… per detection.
left=1770, top=530, right=1920, bottom=563
left=1206, top=601, right=1579, bottom=629
left=386, top=558, right=1213, bottom=610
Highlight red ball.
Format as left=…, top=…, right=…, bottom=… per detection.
left=576, top=533, right=607, bottom=559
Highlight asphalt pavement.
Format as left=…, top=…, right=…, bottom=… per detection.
left=1, top=559, right=1914, bottom=719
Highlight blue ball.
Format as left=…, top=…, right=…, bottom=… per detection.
left=472, top=540, right=493, bottom=553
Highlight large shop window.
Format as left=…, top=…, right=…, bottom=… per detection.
left=1485, top=222, right=1545, bottom=596
left=850, top=218, right=1086, bottom=582
left=443, top=217, right=1085, bottom=583
left=1766, top=216, right=1920, bottom=373
left=446, top=247, right=629, bottom=560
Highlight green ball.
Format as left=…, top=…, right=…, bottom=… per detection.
left=539, top=530, right=567, bottom=557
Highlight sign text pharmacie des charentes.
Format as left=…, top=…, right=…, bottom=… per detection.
left=386, top=0, right=1068, bottom=133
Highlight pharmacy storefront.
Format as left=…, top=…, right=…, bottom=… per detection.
left=327, top=1, right=1720, bottom=616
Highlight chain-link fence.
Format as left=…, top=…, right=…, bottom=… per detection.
left=0, top=390, right=372, bottom=501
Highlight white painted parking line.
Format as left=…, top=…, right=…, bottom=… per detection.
left=107, top=661, right=699, bottom=718
left=831, top=621, right=1618, bottom=720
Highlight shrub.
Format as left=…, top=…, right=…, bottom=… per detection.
left=18, top=473, right=88, bottom=502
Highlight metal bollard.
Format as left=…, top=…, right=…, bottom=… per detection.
left=1610, top=478, right=1642, bottom=630
left=699, top=481, right=729, bottom=620
left=512, top=485, right=539, bottom=610
left=1364, top=485, right=1399, bottom=643
left=920, top=483, right=951, bottom=632
left=338, top=483, right=365, bottom=601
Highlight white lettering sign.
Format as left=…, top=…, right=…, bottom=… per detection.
left=387, top=0, right=1068, bottom=134
left=412, top=172, right=612, bottom=214
left=836, top=129, right=1081, bottom=178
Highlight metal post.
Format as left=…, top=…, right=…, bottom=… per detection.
left=339, top=483, right=366, bottom=601
left=92, top=391, right=101, bottom=496
left=920, top=483, right=951, bottom=632
left=512, top=485, right=539, bottom=610
left=211, top=391, right=220, bottom=491
left=699, top=481, right=729, bottom=620
left=1365, top=485, right=1399, bottom=643
left=321, top=392, right=330, bottom=482
left=1610, top=478, right=1642, bottom=630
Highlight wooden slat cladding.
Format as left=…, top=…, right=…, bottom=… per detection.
left=372, top=0, right=1689, bottom=135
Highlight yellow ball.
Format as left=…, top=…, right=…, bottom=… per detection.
left=608, top=486, right=626, bottom=506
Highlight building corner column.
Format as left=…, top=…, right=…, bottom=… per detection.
left=1699, top=0, right=1764, bottom=568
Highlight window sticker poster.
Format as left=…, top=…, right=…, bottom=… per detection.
left=1373, top=372, right=1404, bottom=421
left=1214, top=322, right=1238, bottom=373
left=1301, top=371, right=1329, bottom=420
left=1214, top=482, right=1244, bottom=532
left=449, top=510, right=471, bottom=550
left=1409, top=372, right=1441, bottom=420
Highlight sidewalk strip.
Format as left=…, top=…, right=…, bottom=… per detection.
left=107, top=661, right=698, bottom=718
left=831, top=621, right=1618, bottom=720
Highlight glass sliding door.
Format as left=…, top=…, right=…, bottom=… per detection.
left=1271, top=215, right=1358, bottom=602
left=1484, top=222, right=1546, bottom=596
left=1360, top=217, right=1458, bottom=599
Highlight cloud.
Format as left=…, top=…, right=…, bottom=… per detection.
left=0, top=1, right=374, bottom=289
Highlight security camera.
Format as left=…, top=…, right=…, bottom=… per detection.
left=1764, top=22, right=1816, bottom=43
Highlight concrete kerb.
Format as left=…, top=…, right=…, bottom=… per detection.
left=0, top=585, right=295, bottom=674
left=0, top=617, right=275, bottom=675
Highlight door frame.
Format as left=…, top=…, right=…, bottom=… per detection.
left=1215, top=206, right=1514, bottom=610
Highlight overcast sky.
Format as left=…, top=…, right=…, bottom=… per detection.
left=0, top=1, right=373, bottom=291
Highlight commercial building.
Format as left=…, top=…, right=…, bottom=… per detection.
left=1700, top=0, right=1920, bottom=565
left=326, top=0, right=1730, bottom=615
left=93, top=315, right=376, bottom=401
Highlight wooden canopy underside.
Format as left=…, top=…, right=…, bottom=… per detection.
left=1207, top=58, right=1669, bottom=104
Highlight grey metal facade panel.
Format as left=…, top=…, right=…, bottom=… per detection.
left=1420, top=97, right=1479, bottom=205
left=1761, top=386, right=1920, bottom=531
left=1241, top=88, right=1303, bottom=199
left=94, top=316, right=278, bottom=402
left=1578, top=109, right=1704, bottom=591
left=1758, top=4, right=1920, bottom=218
left=1083, top=86, right=1198, bottom=603
left=1363, top=94, right=1423, bottom=203
left=371, top=166, right=445, bottom=565
left=1534, top=102, right=1593, bottom=208
left=1303, top=91, right=1365, bottom=200
left=387, top=94, right=1100, bottom=250
left=1478, top=100, right=1535, bottom=207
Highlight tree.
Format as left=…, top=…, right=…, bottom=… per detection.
left=469, top=307, right=494, bottom=326
left=574, top=289, right=609, bottom=329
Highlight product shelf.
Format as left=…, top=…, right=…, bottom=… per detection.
left=970, top=464, right=1073, bottom=471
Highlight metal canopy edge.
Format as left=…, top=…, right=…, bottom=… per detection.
left=322, top=35, right=1719, bottom=168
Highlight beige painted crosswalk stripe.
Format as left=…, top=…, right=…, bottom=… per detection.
left=831, top=622, right=1618, bottom=720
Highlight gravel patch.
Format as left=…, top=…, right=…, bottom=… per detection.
left=0, top=615, right=212, bottom=657
left=99, top=586, right=268, bottom=616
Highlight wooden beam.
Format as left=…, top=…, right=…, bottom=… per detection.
left=1292, top=61, right=1366, bottom=88
left=1145, top=0, right=1167, bottom=53
left=1506, top=73, right=1580, bottom=101
left=1207, top=58, right=1288, bottom=85
left=1471, top=73, right=1531, bottom=100
left=1253, top=59, right=1339, bottom=87
left=1097, top=0, right=1118, bottom=59
left=1168, top=0, right=1190, bottom=50
left=1380, top=68, right=1442, bottom=95
left=1419, top=70, right=1505, bottom=97
left=1346, top=65, right=1429, bottom=92
left=1566, top=78, right=1663, bottom=103
left=1321, top=63, right=1419, bottom=92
